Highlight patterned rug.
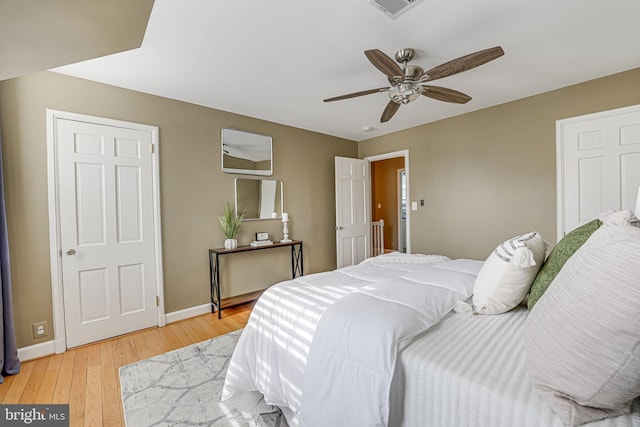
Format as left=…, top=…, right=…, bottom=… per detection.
left=119, top=329, right=287, bottom=426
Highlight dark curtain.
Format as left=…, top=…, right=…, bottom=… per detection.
left=0, top=128, right=20, bottom=383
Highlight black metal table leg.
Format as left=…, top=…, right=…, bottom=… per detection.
left=209, top=250, right=221, bottom=318
left=215, top=252, right=221, bottom=318
left=291, top=242, right=304, bottom=278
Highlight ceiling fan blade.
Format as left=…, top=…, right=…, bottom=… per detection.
left=421, top=46, right=504, bottom=81
left=381, top=101, right=401, bottom=123
left=422, top=86, right=472, bottom=104
left=323, top=87, right=389, bottom=102
left=365, top=49, right=404, bottom=79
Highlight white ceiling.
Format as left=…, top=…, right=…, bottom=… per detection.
left=53, top=0, right=640, bottom=142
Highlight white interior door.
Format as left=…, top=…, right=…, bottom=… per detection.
left=558, top=104, right=640, bottom=239
left=54, top=116, right=161, bottom=348
left=335, top=156, right=371, bottom=268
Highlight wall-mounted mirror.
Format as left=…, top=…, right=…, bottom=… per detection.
left=235, top=178, right=283, bottom=220
left=222, top=128, right=273, bottom=176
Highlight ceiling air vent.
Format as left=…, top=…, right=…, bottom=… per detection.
left=368, top=0, right=425, bottom=19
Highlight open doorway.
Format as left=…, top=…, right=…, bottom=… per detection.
left=398, top=168, right=407, bottom=253
left=370, top=155, right=407, bottom=254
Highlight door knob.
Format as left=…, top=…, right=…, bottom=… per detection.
left=335, top=226, right=344, bottom=231
left=66, top=249, right=77, bottom=256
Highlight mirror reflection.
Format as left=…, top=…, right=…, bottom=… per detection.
left=222, top=128, right=272, bottom=176
left=235, top=178, right=283, bottom=220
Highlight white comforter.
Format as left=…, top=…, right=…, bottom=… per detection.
left=221, top=254, right=482, bottom=426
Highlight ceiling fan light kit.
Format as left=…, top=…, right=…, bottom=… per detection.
left=323, top=46, right=504, bottom=123
left=389, top=83, right=423, bottom=104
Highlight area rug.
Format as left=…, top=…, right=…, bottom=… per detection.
left=119, top=329, right=287, bottom=426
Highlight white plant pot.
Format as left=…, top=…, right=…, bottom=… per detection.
left=224, top=238, right=238, bottom=250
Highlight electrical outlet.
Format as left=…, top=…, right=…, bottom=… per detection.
left=32, top=321, right=49, bottom=339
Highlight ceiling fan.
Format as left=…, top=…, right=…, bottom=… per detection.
left=323, top=46, right=504, bottom=123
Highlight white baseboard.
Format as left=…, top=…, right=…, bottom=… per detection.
left=164, top=303, right=212, bottom=324
left=18, top=340, right=56, bottom=362
left=17, top=303, right=213, bottom=361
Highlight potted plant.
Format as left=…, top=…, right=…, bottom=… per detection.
left=218, top=203, right=245, bottom=249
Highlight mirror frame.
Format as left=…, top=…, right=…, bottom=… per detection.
left=234, top=177, right=284, bottom=221
left=221, top=127, right=273, bottom=176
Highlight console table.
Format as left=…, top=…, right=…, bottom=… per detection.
left=208, top=240, right=303, bottom=318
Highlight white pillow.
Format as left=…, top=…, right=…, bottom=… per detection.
left=471, top=231, right=547, bottom=314
left=597, top=209, right=640, bottom=227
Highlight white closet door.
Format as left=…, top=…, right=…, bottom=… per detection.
left=558, top=105, right=640, bottom=239
left=56, top=118, right=160, bottom=348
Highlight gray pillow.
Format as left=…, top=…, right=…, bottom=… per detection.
left=525, top=224, right=640, bottom=426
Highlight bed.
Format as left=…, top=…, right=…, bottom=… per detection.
left=221, top=246, right=640, bottom=427
left=389, top=307, right=640, bottom=427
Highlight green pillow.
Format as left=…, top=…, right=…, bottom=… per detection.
left=527, top=219, right=602, bottom=310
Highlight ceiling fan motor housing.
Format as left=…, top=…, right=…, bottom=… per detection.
left=387, top=65, right=423, bottom=85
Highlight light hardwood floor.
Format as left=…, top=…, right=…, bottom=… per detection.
left=0, top=302, right=254, bottom=427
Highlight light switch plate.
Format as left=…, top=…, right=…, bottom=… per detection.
left=411, top=201, right=418, bottom=211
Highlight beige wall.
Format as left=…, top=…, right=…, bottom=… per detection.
left=359, top=67, right=640, bottom=260
left=3, top=67, right=639, bottom=349
left=0, top=71, right=357, bottom=348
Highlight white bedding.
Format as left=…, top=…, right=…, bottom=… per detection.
left=299, top=258, right=481, bottom=426
left=222, top=253, right=640, bottom=426
left=221, top=254, right=479, bottom=426
left=391, top=305, right=640, bottom=427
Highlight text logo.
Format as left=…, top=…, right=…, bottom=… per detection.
left=0, top=405, right=69, bottom=426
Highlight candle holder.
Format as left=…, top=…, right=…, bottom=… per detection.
left=280, top=212, right=292, bottom=243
